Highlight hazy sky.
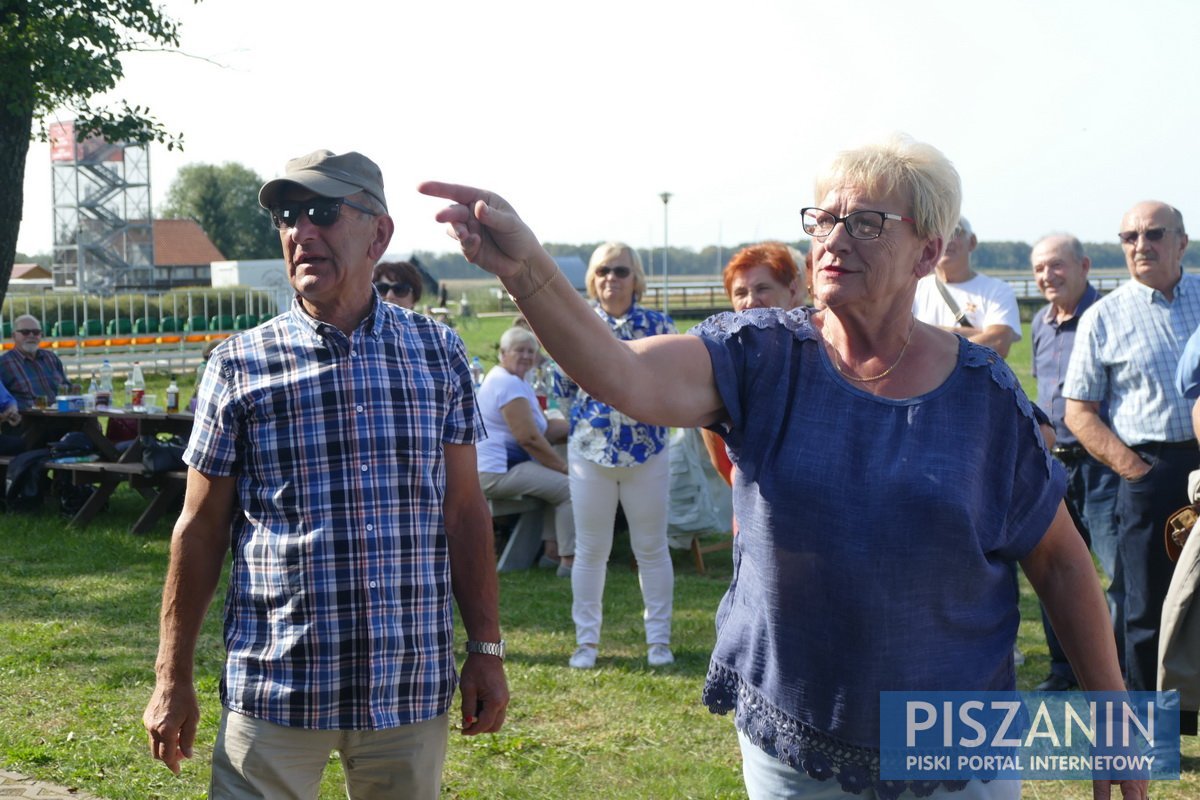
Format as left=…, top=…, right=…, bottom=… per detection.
left=16, top=0, right=1200, bottom=262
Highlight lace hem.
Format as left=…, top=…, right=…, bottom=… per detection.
left=703, top=662, right=969, bottom=799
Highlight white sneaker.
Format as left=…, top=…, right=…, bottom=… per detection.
left=647, top=644, right=675, bottom=666
left=569, top=645, right=597, bottom=669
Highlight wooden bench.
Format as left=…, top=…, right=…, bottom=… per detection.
left=488, top=495, right=546, bottom=572
left=44, top=459, right=187, bottom=534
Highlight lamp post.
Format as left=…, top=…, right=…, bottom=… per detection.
left=659, top=192, right=672, bottom=314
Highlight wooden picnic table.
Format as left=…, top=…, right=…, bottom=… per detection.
left=20, top=408, right=193, bottom=535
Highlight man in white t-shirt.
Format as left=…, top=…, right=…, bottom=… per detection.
left=912, top=217, right=1022, bottom=357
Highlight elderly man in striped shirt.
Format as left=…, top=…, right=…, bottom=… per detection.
left=143, top=150, right=508, bottom=799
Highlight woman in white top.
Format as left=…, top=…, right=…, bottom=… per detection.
left=476, top=326, right=574, bottom=573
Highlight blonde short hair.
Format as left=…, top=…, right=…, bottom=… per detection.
left=585, top=242, right=647, bottom=301
left=814, top=133, right=961, bottom=242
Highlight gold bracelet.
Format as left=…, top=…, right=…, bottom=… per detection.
left=510, top=269, right=560, bottom=302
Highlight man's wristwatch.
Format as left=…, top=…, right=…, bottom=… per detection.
left=466, top=639, right=506, bottom=660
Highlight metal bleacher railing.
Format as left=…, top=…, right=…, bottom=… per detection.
left=0, top=287, right=282, bottom=381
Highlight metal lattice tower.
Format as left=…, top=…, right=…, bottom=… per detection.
left=50, top=122, right=153, bottom=294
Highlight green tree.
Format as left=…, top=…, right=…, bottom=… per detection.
left=0, top=0, right=197, bottom=309
left=162, top=162, right=277, bottom=260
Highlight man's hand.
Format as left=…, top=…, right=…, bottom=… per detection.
left=458, top=653, right=509, bottom=735
left=417, top=182, right=542, bottom=279
left=142, top=680, right=200, bottom=775
left=0, top=402, right=19, bottom=427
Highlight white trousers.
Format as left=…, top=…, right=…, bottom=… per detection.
left=569, top=446, right=673, bottom=646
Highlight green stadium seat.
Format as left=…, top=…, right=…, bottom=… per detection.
left=134, top=317, right=159, bottom=334
left=158, top=316, right=178, bottom=332
left=51, top=320, right=77, bottom=337
left=234, top=313, right=257, bottom=330
left=184, top=316, right=208, bottom=332
left=1, top=322, right=11, bottom=338
left=209, top=314, right=235, bottom=332
left=106, top=318, right=132, bottom=335
left=83, top=319, right=103, bottom=336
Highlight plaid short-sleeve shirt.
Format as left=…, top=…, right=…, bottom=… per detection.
left=184, top=297, right=484, bottom=730
left=1063, top=274, right=1200, bottom=446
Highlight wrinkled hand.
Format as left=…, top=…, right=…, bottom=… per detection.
left=417, top=182, right=542, bottom=280
left=142, top=680, right=200, bottom=775
left=458, top=653, right=509, bottom=735
left=0, top=403, right=19, bottom=427
left=1093, top=778, right=1148, bottom=800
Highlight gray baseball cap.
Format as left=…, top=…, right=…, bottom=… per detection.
left=258, top=149, right=388, bottom=211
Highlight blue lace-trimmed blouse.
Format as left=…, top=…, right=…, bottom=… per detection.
left=555, top=302, right=676, bottom=467
left=691, top=308, right=1066, bottom=798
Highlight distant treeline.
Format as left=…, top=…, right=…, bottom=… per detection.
left=415, top=240, right=1197, bottom=281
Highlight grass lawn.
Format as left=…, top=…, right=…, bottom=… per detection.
left=2, top=315, right=1196, bottom=797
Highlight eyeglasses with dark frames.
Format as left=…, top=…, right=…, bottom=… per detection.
left=595, top=266, right=632, bottom=278
left=269, top=196, right=379, bottom=230
left=15, top=328, right=42, bottom=336
left=374, top=282, right=414, bottom=296
left=1118, top=227, right=1179, bottom=246
left=800, top=207, right=915, bottom=241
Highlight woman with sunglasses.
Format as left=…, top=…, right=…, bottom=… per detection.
left=372, top=260, right=422, bottom=310
left=420, top=134, right=1135, bottom=799
left=553, top=242, right=678, bottom=670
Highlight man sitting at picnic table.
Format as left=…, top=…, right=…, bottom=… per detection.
left=0, top=315, right=68, bottom=410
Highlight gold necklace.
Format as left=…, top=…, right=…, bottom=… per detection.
left=828, top=316, right=916, bottom=383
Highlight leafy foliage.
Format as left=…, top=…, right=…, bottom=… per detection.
left=0, top=0, right=198, bottom=308
left=162, top=162, right=278, bottom=260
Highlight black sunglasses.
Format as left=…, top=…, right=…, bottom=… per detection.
left=269, top=196, right=378, bottom=230
left=375, top=282, right=414, bottom=296
left=595, top=266, right=631, bottom=278
left=15, top=328, right=41, bottom=336
left=1118, top=227, right=1177, bottom=245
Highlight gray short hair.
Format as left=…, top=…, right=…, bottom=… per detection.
left=814, top=133, right=961, bottom=242
left=499, top=326, right=539, bottom=353
left=1033, top=232, right=1085, bottom=262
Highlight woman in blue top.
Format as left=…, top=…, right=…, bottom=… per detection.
left=420, top=135, right=1136, bottom=800
left=556, top=242, right=677, bottom=670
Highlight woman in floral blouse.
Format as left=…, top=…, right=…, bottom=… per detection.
left=556, top=242, right=677, bottom=670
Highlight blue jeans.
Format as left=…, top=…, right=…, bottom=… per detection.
left=736, top=730, right=1020, bottom=800
left=1118, top=444, right=1196, bottom=691
left=1042, top=453, right=1122, bottom=681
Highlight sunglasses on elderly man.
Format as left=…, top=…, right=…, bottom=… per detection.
left=1118, top=227, right=1178, bottom=245
left=595, top=266, right=631, bottom=278
left=15, top=328, right=42, bottom=336
left=269, top=196, right=379, bottom=230
left=374, top=282, right=414, bottom=297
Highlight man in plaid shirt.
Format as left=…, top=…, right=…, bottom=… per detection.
left=143, top=150, right=508, bottom=799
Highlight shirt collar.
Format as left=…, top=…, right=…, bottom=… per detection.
left=289, top=293, right=390, bottom=341
left=1129, top=270, right=1187, bottom=304
left=1042, top=282, right=1102, bottom=327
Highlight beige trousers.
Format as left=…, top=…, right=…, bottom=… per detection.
left=210, top=708, right=449, bottom=800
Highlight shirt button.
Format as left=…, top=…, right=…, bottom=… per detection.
left=356, top=404, right=364, bottom=412
left=366, top=523, right=374, bottom=531
left=369, top=580, right=378, bottom=589
left=361, top=464, right=368, bottom=472
left=351, top=350, right=358, bottom=357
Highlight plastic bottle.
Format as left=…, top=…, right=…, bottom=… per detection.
left=129, top=362, right=146, bottom=411
left=85, top=373, right=98, bottom=412
left=165, top=375, right=180, bottom=414
left=470, top=356, right=484, bottom=388
left=96, top=360, right=114, bottom=410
